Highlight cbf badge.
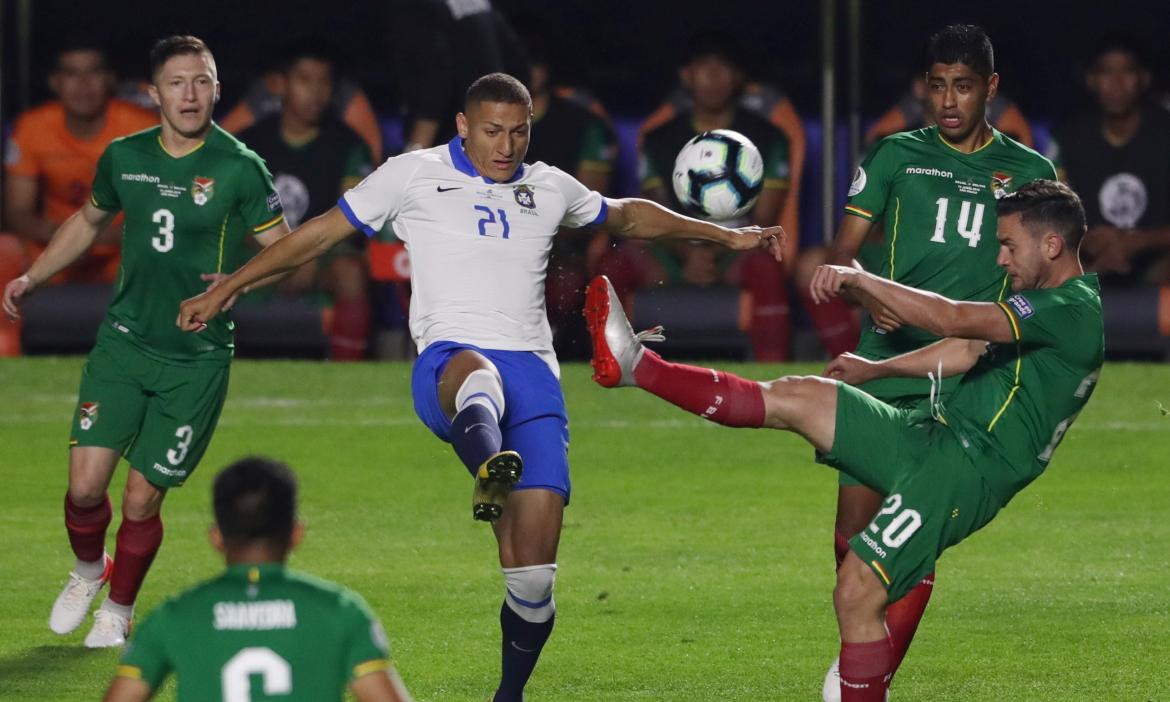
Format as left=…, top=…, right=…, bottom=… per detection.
left=79, top=402, right=99, bottom=431
left=192, top=177, right=215, bottom=206
left=513, top=184, right=536, bottom=209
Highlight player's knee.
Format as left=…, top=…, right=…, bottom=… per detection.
left=502, top=563, right=557, bottom=623
left=456, top=367, right=506, bottom=421
left=833, top=556, right=886, bottom=617
left=760, top=375, right=829, bottom=428
left=122, top=478, right=165, bottom=520
left=67, top=484, right=107, bottom=508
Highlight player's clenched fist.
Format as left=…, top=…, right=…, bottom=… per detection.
left=823, top=351, right=880, bottom=385
left=808, top=264, right=864, bottom=304
left=3, top=274, right=36, bottom=320
left=177, top=289, right=225, bottom=332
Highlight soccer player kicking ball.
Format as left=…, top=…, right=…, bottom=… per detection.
left=585, top=180, right=1101, bottom=701
left=102, top=457, right=413, bottom=702
left=2, top=36, right=291, bottom=647
left=177, top=72, right=780, bottom=701
left=794, top=24, right=1056, bottom=697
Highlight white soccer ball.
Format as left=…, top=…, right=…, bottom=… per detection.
left=672, top=129, right=764, bottom=220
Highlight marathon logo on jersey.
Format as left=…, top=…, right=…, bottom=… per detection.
left=991, top=172, right=1013, bottom=199
left=191, top=177, right=215, bottom=206
left=78, top=402, right=99, bottom=431
left=121, top=172, right=160, bottom=184
left=1006, top=294, right=1035, bottom=319
left=513, top=184, right=536, bottom=211
left=213, top=600, right=298, bottom=630
left=905, top=166, right=953, bottom=179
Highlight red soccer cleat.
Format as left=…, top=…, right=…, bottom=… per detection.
left=583, top=276, right=664, bottom=387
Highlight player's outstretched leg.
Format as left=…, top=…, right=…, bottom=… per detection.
left=584, top=275, right=766, bottom=427
left=439, top=352, right=523, bottom=522
left=86, top=470, right=165, bottom=648
left=51, top=447, right=119, bottom=635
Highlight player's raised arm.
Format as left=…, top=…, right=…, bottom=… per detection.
left=825, top=337, right=988, bottom=386
left=599, top=197, right=784, bottom=261
left=177, top=207, right=355, bottom=331
left=810, top=264, right=1015, bottom=343
left=3, top=200, right=116, bottom=319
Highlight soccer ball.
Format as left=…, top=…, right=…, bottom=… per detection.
left=672, top=129, right=764, bottom=220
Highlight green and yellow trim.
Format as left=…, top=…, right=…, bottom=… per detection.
left=888, top=196, right=902, bottom=279
left=116, top=665, right=143, bottom=680
left=216, top=214, right=230, bottom=273
left=579, top=159, right=613, bottom=173
left=871, top=560, right=892, bottom=586
left=157, top=135, right=207, bottom=159
left=937, top=129, right=996, bottom=155
left=641, top=175, right=664, bottom=191
left=843, top=204, right=874, bottom=220
left=353, top=658, right=391, bottom=679
left=253, top=214, right=285, bottom=234
left=987, top=302, right=1023, bottom=431
left=763, top=177, right=789, bottom=190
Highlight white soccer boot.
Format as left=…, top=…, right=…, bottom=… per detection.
left=84, top=607, right=131, bottom=648
left=822, top=655, right=841, bottom=702
left=48, top=554, right=113, bottom=634
left=583, top=275, right=664, bottom=387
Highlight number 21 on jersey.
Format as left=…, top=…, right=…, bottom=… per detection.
left=930, top=197, right=984, bottom=248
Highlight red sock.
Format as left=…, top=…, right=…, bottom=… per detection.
left=834, top=530, right=851, bottom=569
left=330, top=298, right=370, bottom=361
left=64, top=493, right=112, bottom=563
left=839, top=637, right=892, bottom=702
left=633, top=350, right=765, bottom=427
left=800, top=293, right=860, bottom=358
left=886, top=572, right=934, bottom=673
left=108, top=514, right=163, bottom=606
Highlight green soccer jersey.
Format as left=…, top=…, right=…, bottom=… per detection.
left=90, top=124, right=285, bottom=364
left=118, top=563, right=392, bottom=701
left=943, top=274, right=1104, bottom=503
left=845, top=126, right=1057, bottom=396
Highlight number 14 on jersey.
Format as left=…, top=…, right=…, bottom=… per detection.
left=930, top=197, right=984, bottom=248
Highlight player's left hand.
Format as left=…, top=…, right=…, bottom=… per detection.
left=201, top=273, right=241, bottom=312
left=824, top=351, right=880, bottom=385
left=809, top=264, right=864, bottom=304
left=728, top=225, right=784, bottom=261
left=177, top=288, right=227, bottom=333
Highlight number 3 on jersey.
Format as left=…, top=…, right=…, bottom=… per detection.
left=152, top=208, right=175, bottom=252
left=930, top=197, right=983, bottom=248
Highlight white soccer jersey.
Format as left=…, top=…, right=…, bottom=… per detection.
left=339, top=137, right=606, bottom=375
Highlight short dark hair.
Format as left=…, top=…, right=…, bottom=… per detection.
left=213, top=457, right=298, bottom=549
left=278, top=38, right=336, bottom=75
left=54, top=39, right=108, bottom=70
left=927, top=24, right=994, bottom=79
left=149, top=35, right=216, bottom=80
left=995, top=179, right=1087, bottom=248
left=1090, top=35, right=1149, bottom=71
left=465, top=72, right=531, bottom=111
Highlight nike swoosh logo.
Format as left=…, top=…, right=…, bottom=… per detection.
left=437, top=186, right=462, bottom=192
left=510, top=641, right=538, bottom=653
left=465, top=422, right=490, bottom=434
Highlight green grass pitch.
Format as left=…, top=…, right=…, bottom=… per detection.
left=1, top=358, right=1167, bottom=701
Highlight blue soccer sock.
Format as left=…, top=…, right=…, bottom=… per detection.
left=494, top=602, right=555, bottom=702
left=450, top=403, right=502, bottom=478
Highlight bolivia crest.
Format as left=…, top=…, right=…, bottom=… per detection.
left=192, top=176, right=215, bottom=206
left=513, top=184, right=536, bottom=209
left=990, top=172, right=1012, bottom=199
left=79, top=402, right=99, bottom=431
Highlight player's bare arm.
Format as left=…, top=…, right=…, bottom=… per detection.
left=828, top=213, right=875, bottom=267
left=810, top=264, right=1015, bottom=342
left=4, top=174, right=59, bottom=244
left=600, top=197, right=783, bottom=261
left=825, top=337, right=987, bottom=387
left=100, top=676, right=151, bottom=702
left=196, top=220, right=294, bottom=312
left=177, top=208, right=354, bottom=331
left=3, top=200, right=116, bottom=319
left=352, top=667, right=415, bottom=702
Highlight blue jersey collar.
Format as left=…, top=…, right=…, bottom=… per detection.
left=447, top=136, right=526, bottom=184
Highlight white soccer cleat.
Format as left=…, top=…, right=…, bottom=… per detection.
left=583, top=275, right=664, bottom=388
left=84, top=608, right=131, bottom=648
left=48, top=554, right=113, bottom=635
left=822, top=655, right=841, bottom=702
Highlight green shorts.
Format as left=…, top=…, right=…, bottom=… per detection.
left=69, top=332, right=230, bottom=488
left=820, top=383, right=1003, bottom=601
left=826, top=387, right=929, bottom=488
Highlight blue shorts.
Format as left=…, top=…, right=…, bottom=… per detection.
left=411, top=340, right=571, bottom=503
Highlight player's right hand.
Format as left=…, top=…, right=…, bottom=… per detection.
left=177, top=289, right=225, bottom=332
left=824, top=352, right=880, bottom=385
left=3, top=274, right=35, bottom=320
